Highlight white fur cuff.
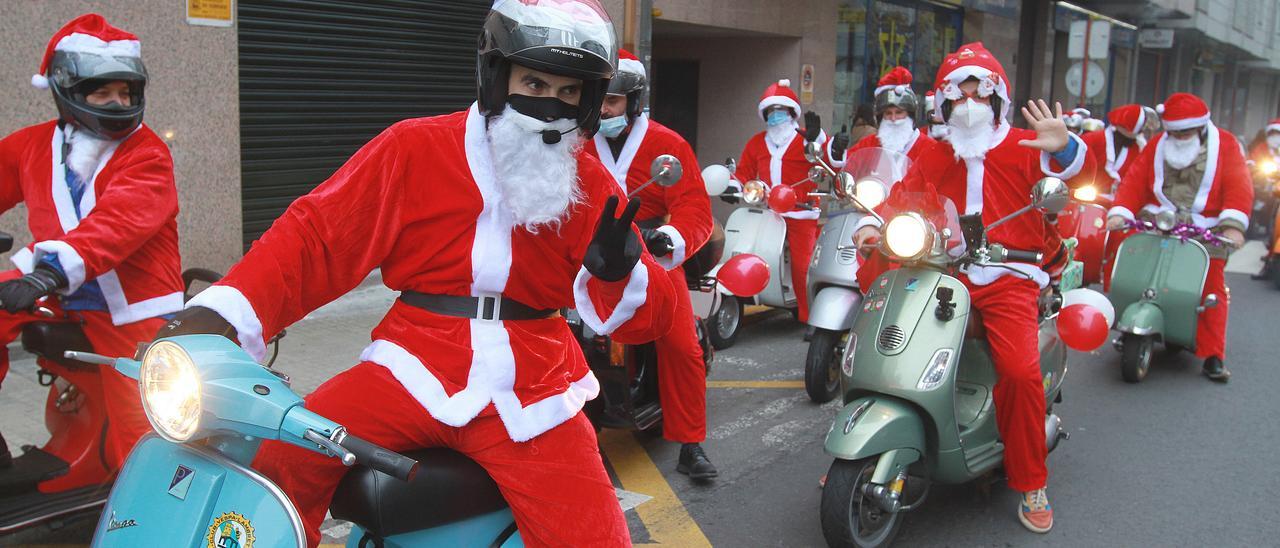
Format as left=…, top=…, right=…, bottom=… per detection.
left=186, top=285, right=268, bottom=362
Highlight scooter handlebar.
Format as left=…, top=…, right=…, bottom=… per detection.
left=340, top=433, right=420, bottom=483
left=1004, top=249, right=1044, bottom=263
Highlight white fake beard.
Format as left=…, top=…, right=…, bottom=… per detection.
left=945, top=108, right=998, bottom=161
left=1266, top=135, right=1280, bottom=152
left=64, top=126, right=112, bottom=182
left=877, top=118, right=915, bottom=153
left=1163, top=134, right=1201, bottom=170
left=928, top=124, right=950, bottom=140
left=766, top=119, right=799, bottom=149
left=487, top=107, right=584, bottom=233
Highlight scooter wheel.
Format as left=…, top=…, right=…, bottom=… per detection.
left=805, top=328, right=843, bottom=403
left=821, top=458, right=904, bottom=548
left=708, top=297, right=742, bottom=350
left=1121, top=333, right=1153, bottom=383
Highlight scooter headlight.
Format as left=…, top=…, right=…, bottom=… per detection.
left=1154, top=210, right=1177, bottom=232
left=139, top=341, right=202, bottom=442
left=1261, top=160, right=1278, bottom=176
left=743, top=180, right=767, bottom=205
left=917, top=348, right=954, bottom=390
left=853, top=179, right=887, bottom=211
left=1072, top=185, right=1097, bottom=202
left=884, top=213, right=933, bottom=260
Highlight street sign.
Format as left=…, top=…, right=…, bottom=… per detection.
left=800, top=64, right=815, bottom=105
left=187, top=0, right=233, bottom=27
left=1068, top=20, right=1112, bottom=60
left=1065, top=61, right=1106, bottom=99
left=1138, top=28, right=1174, bottom=49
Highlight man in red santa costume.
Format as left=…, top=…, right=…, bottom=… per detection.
left=734, top=79, right=830, bottom=322
left=582, top=49, right=718, bottom=479
left=853, top=42, right=1094, bottom=534
left=1082, top=104, right=1146, bottom=201
left=162, top=2, right=674, bottom=546
left=0, top=14, right=181, bottom=470
left=828, top=66, right=936, bottom=168
left=1250, top=118, right=1280, bottom=279
left=1107, top=93, right=1251, bottom=382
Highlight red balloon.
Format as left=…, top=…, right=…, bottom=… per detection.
left=717, top=253, right=770, bottom=297
left=768, top=185, right=797, bottom=213
left=1056, top=303, right=1110, bottom=351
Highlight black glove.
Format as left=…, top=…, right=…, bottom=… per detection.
left=720, top=193, right=741, bottom=205
left=583, top=196, right=642, bottom=282
left=804, top=111, right=822, bottom=143
left=0, top=265, right=65, bottom=314
left=639, top=227, right=674, bottom=257
left=831, top=125, right=850, bottom=161
left=155, top=306, right=237, bottom=342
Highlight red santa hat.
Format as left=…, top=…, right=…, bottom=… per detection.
left=1155, top=93, right=1211, bottom=131
left=758, top=79, right=801, bottom=120
left=1106, top=104, right=1145, bottom=135
left=617, top=48, right=646, bottom=79
left=932, top=42, right=1012, bottom=119
left=31, top=14, right=141, bottom=90
left=874, top=66, right=912, bottom=96
left=1265, top=117, right=1280, bottom=134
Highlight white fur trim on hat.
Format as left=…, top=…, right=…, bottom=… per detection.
left=618, top=57, right=646, bottom=78
left=1265, top=122, right=1280, bottom=133
left=758, top=96, right=801, bottom=120
left=55, top=33, right=141, bottom=58
left=1163, top=112, right=1211, bottom=131
left=31, top=74, right=49, bottom=89
left=874, top=84, right=910, bottom=96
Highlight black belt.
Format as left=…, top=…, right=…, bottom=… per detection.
left=399, top=291, right=559, bottom=321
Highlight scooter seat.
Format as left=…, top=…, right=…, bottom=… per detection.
left=329, top=448, right=508, bottom=537
left=20, top=322, right=95, bottom=370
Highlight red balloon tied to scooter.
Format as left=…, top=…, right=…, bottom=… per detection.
left=767, top=185, right=797, bottom=214
left=1056, top=288, right=1115, bottom=351
left=717, top=253, right=770, bottom=297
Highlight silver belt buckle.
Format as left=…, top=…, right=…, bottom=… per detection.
left=476, top=292, right=502, bottom=321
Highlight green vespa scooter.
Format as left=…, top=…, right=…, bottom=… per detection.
left=819, top=179, right=1078, bottom=547
left=1107, top=210, right=1233, bottom=382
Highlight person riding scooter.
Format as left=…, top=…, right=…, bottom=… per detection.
left=582, top=48, right=718, bottom=480
left=0, top=13, right=181, bottom=479
left=852, top=42, right=1095, bottom=534
left=734, top=79, right=831, bottom=323
left=1078, top=104, right=1147, bottom=289
left=159, top=2, right=676, bottom=546
left=1106, top=93, right=1252, bottom=382
left=828, top=66, right=936, bottom=167
left=1249, top=119, right=1280, bottom=277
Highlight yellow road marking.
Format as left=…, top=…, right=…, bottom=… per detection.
left=707, top=380, right=804, bottom=389
left=743, top=304, right=772, bottom=315
left=598, top=430, right=711, bottom=547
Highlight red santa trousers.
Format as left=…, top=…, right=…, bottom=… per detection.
left=655, top=266, right=706, bottom=443
left=965, top=276, right=1048, bottom=493
left=1196, top=258, right=1229, bottom=360
left=251, top=362, right=629, bottom=548
left=0, top=304, right=161, bottom=469
left=785, top=217, right=819, bottom=322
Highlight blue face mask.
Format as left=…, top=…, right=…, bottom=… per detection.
left=766, top=110, right=793, bottom=127
left=599, top=115, right=628, bottom=139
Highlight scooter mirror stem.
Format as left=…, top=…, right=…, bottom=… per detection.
left=63, top=350, right=115, bottom=366
left=627, top=174, right=663, bottom=199
left=984, top=203, right=1034, bottom=232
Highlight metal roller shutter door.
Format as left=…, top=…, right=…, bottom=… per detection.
left=238, top=0, right=490, bottom=250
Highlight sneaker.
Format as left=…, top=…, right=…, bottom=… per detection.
left=677, top=443, right=719, bottom=480
left=1203, top=357, right=1231, bottom=383
left=1018, top=488, right=1053, bottom=533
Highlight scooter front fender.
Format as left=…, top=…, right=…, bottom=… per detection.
left=1116, top=301, right=1164, bottom=336
left=824, top=396, right=925, bottom=462
left=807, top=286, right=862, bottom=332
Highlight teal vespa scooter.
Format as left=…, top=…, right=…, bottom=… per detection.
left=819, top=179, right=1078, bottom=547
left=1107, top=210, right=1234, bottom=382
left=80, top=335, right=524, bottom=547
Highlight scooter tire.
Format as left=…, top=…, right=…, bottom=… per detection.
left=708, top=297, right=742, bottom=350
left=821, top=458, right=904, bottom=548
left=1121, top=333, right=1153, bottom=383
left=805, top=328, right=843, bottom=403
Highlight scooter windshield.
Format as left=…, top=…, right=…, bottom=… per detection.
left=838, top=147, right=911, bottom=210
left=878, top=189, right=965, bottom=258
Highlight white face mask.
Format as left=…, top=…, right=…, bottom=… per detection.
left=877, top=117, right=915, bottom=153
left=1267, top=134, right=1280, bottom=150
left=1163, top=133, right=1202, bottom=170
left=949, top=98, right=994, bottom=130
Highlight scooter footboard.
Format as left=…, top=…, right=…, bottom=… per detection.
left=93, top=435, right=306, bottom=548
left=824, top=396, right=925, bottom=462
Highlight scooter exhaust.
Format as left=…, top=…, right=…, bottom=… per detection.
left=1045, top=413, right=1069, bottom=453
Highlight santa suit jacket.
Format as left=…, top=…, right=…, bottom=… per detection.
left=188, top=105, right=676, bottom=443
left=0, top=121, right=182, bottom=325
left=867, top=125, right=1092, bottom=287
left=583, top=114, right=713, bottom=270
left=1110, top=125, right=1253, bottom=231
left=1082, top=127, right=1140, bottom=198
left=735, top=128, right=827, bottom=220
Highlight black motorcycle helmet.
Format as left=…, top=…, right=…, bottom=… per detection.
left=47, top=49, right=147, bottom=140
left=476, top=0, right=618, bottom=137
left=608, top=49, right=647, bottom=121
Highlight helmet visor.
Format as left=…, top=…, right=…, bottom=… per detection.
left=49, top=51, right=147, bottom=89
left=490, top=0, right=618, bottom=76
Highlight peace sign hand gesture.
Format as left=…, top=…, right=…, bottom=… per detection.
left=584, top=196, right=643, bottom=282
left=1018, top=99, right=1070, bottom=154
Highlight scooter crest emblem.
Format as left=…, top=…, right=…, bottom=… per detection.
left=207, top=512, right=255, bottom=548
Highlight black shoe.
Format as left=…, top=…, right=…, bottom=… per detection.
left=803, top=325, right=816, bottom=342
left=1202, top=357, right=1231, bottom=383
left=677, top=443, right=718, bottom=480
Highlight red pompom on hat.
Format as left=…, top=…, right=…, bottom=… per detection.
left=31, top=13, right=140, bottom=89
left=932, top=42, right=1011, bottom=119
left=1265, top=117, right=1280, bottom=134
left=1106, top=104, right=1145, bottom=135
left=875, top=66, right=913, bottom=96
left=758, top=78, right=801, bottom=120
left=1155, top=93, right=1211, bottom=131
left=617, top=47, right=646, bottom=79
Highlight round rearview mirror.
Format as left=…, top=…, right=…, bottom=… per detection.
left=702, top=164, right=732, bottom=196
left=1031, top=177, right=1070, bottom=215
left=650, top=155, right=683, bottom=188
left=833, top=172, right=855, bottom=200
left=803, top=141, right=821, bottom=163
left=807, top=166, right=831, bottom=187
